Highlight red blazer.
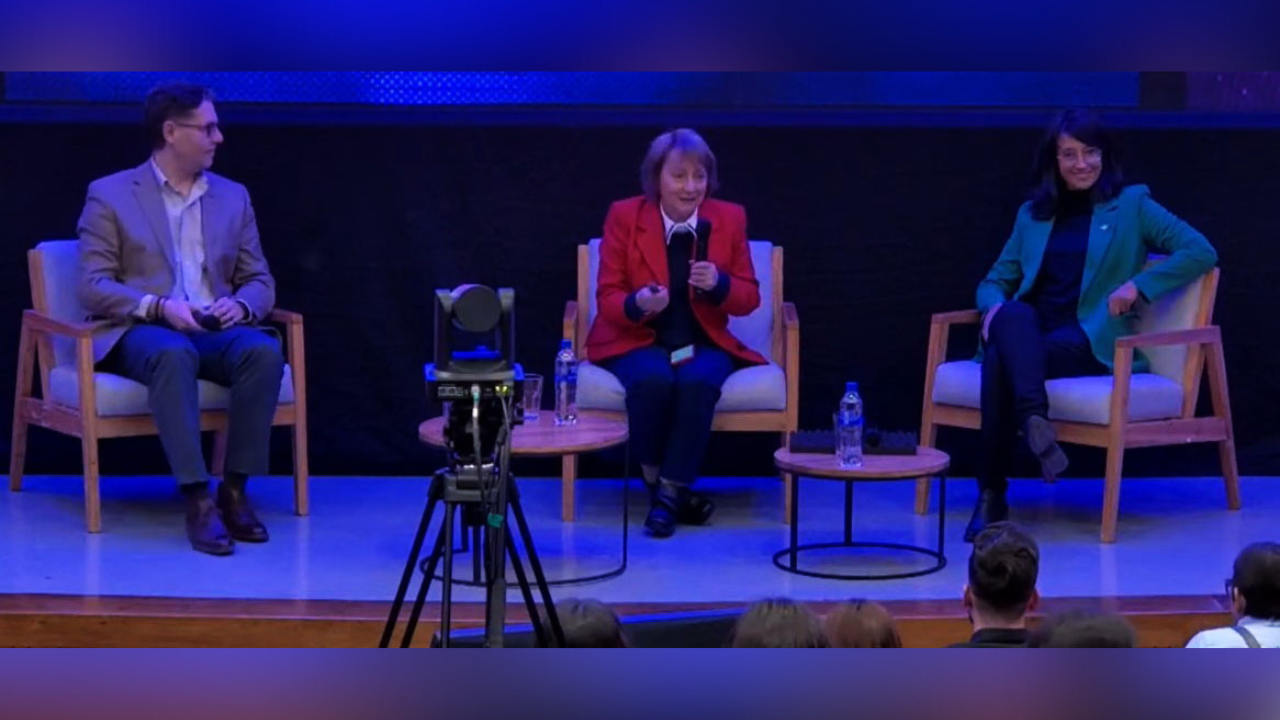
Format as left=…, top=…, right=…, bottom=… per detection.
left=585, top=196, right=767, bottom=366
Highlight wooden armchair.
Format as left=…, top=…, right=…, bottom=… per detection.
left=916, top=266, right=1237, bottom=543
left=9, top=240, right=309, bottom=532
left=562, top=239, right=799, bottom=522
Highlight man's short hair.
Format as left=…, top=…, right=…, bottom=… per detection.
left=968, top=522, right=1040, bottom=621
left=1232, top=541, right=1280, bottom=620
left=144, top=83, right=215, bottom=150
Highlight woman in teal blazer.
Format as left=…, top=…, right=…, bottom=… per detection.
left=966, top=109, right=1218, bottom=542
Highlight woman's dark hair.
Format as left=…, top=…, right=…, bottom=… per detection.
left=1028, top=108, right=1124, bottom=221
left=729, top=598, right=829, bottom=648
left=144, top=83, right=215, bottom=150
left=1027, top=611, right=1137, bottom=648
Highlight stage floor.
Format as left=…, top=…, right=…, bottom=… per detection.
left=0, top=473, right=1274, bottom=605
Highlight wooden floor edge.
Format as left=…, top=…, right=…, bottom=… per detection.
left=0, top=593, right=1234, bottom=648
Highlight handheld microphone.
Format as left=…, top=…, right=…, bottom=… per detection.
left=693, top=219, right=712, bottom=295
left=192, top=309, right=224, bottom=332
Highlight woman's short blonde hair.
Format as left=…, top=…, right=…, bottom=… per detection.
left=639, top=128, right=719, bottom=203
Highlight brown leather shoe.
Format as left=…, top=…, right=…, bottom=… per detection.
left=186, top=497, right=235, bottom=556
left=216, top=483, right=270, bottom=543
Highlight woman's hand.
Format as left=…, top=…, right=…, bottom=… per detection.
left=688, top=261, right=719, bottom=291
left=1108, top=281, right=1140, bottom=316
left=981, top=302, right=1003, bottom=342
left=636, top=284, right=670, bottom=314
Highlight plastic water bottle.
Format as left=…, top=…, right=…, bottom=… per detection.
left=554, top=339, right=578, bottom=426
left=836, top=382, right=863, bottom=468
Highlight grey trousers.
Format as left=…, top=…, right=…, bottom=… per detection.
left=99, top=323, right=284, bottom=486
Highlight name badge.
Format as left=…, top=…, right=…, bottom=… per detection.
left=670, top=345, right=696, bottom=366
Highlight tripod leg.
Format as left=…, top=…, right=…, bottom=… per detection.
left=508, top=487, right=565, bottom=646
left=401, top=519, right=449, bottom=648
left=438, top=501, right=458, bottom=648
left=506, top=525, right=549, bottom=646
left=380, top=490, right=440, bottom=648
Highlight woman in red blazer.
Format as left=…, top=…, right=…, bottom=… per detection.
left=585, top=128, right=766, bottom=538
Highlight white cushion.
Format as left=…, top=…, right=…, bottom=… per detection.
left=49, top=365, right=295, bottom=417
left=931, top=360, right=1183, bottom=425
left=577, top=361, right=786, bottom=413
left=585, top=238, right=777, bottom=362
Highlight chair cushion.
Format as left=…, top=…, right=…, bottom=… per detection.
left=931, top=360, right=1183, bottom=425
left=49, top=364, right=295, bottom=417
left=577, top=361, right=787, bottom=413
left=585, top=238, right=777, bottom=362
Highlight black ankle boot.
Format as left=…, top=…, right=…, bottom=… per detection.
left=964, top=488, right=1010, bottom=542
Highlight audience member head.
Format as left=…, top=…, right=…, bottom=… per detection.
left=1027, top=611, right=1137, bottom=648
left=824, top=599, right=902, bottom=648
left=730, top=598, right=828, bottom=648
left=1228, top=541, right=1280, bottom=621
left=144, top=82, right=221, bottom=174
left=549, top=598, right=629, bottom=648
left=1029, top=108, right=1124, bottom=220
left=640, top=128, right=718, bottom=221
left=964, top=522, right=1040, bottom=630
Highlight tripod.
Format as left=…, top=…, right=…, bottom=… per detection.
left=379, top=444, right=565, bottom=648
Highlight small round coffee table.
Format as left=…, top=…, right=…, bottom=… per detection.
left=773, top=447, right=950, bottom=580
left=418, top=413, right=630, bottom=586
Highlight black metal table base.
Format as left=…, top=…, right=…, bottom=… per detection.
left=427, top=448, right=631, bottom=588
left=774, top=474, right=947, bottom=581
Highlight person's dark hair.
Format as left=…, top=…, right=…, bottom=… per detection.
left=1028, top=108, right=1124, bottom=221
left=639, top=128, right=719, bottom=204
left=144, top=83, right=215, bottom=150
left=824, top=599, right=902, bottom=648
left=544, top=598, right=629, bottom=648
left=968, top=522, right=1040, bottom=622
left=1027, top=611, right=1137, bottom=648
left=1231, top=541, right=1280, bottom=620
left=730, top=598, right=828, bottom=648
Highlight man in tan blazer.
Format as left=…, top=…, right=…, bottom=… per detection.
left=78, top=83, right=282, bottom=556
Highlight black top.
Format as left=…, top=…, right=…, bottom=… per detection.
left=949, top=627, right=1030, bottom=648
left=1026, top=190, right=1092, bottom=331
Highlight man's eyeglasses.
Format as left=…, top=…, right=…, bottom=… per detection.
left=172, top=121, right=220, bottom=138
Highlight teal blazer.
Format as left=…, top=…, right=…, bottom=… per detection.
left=976, top=184, right=1218, bottom=372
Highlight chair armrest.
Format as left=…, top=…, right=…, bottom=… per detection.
left=1115, top=326, right=1220, bottom=349
left=22, top=309, right=105, bottom=339
left=783, top=302, right=798, bottom=330
left=563, top=301, right=578, bottom=345
left=267, top=308, right=304, bottom=326
left=930, top=309, right=982, bottom=326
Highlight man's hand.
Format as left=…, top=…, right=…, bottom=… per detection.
left=1108, top=281, right=1140, bottom=317
left=161, top=299, right=203, bottom=332
left=208, top=296, right=247, bottom=326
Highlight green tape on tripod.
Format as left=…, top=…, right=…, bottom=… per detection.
left=487, top=513, right=504, bottom=528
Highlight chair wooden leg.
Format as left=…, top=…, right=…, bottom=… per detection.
left=210, top=428, right=228, bottom=478
left=82, top=427, right=102, bottom=534
left=561, top=454, right=577, bottom=522
left=10, top=322, right=34, bottom=492
left=9, top=413, right=28, bottom=492
left=915, top=418, right=938, bottom=515
left=1206, top=339, right=1241, bottom=510
left=1101, top=443, right=1124, bottom=544
left=292, top=421, right=310, bottom=517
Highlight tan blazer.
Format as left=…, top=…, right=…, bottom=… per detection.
left=77, top=161, right=276, bottom=362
